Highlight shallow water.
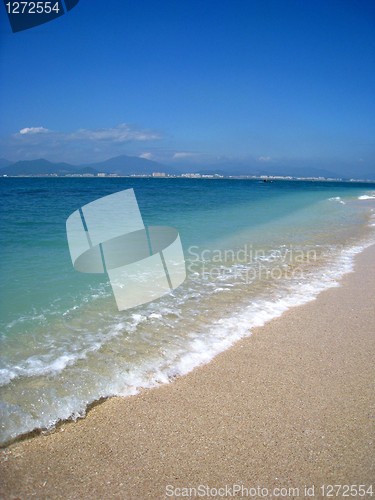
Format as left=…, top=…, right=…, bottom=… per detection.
left=1, top=177, right=374, bottom=445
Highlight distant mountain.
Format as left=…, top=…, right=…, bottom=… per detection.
left=0, top=159, right=97, bottom=176
left=253, top=165, right=340, bottom=179
left=84, top=155, right=174, bottom=175
left=190, top=161, right=375, bottom=180
left=356, top=168, right=375, bottom=181
left=0, top=158, right=12, bottom=169
left=0, top=155, right=172, bottom=176
left=0, top=155, right=373, bottom=180
left=191, top=162, right=340, bottom=179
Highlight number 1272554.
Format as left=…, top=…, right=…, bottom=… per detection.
left=5, top=2, right=61, bottom=14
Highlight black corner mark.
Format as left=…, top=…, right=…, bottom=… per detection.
left=3, top=0, right=80, bottom=33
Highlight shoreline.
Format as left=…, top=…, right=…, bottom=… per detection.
left=0, top=237, right=372, bottom=449
left=1, top=244, right=374, bottom=498
left=2, top=176, right=375, bottom=183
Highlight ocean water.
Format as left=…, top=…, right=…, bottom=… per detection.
left=1, top=177, right=375, bottom=445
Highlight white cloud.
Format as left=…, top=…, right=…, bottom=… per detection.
left=258, top=156, right=271, bottom=162
left=19, top=127, right=49, bottom=135
left=71, top=124, right=160, bottom=143
left=173, top=152, right=199, bottom=159
left=5, top=124, right=162, bottom=163
left=16, top=124, right=160, bottom=144
left=139, top=152, right=153, bottom=160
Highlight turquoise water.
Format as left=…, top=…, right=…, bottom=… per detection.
left=1, top=177, right=375, bottom=445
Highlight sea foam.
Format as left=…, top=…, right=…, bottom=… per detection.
left=1, top=237, right=374, bottom=446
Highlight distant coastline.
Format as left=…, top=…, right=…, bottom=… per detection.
left=2, top=173, right=375, bottom=183
left=1, top=155, right=374, bottom=182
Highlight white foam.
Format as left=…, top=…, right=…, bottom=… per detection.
left=148, top=313, right=162, bottom=319
left=328, top=196, right=345, bottom=205
left=0, top=351, right=90, bottom=386
left=1, top=238, right=374, bottom=446
left=0, top=317, right=131, bottom=387
left=154, top=241, right=372, bottom=383
left=358, top=195, right=375, bottom=200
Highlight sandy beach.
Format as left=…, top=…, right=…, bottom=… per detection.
left=1, top=244, right=374, bottom=499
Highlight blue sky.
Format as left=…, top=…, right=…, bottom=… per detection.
left=0, top=0, right=374, bottom=174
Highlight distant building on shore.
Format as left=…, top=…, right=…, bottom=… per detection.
left=152, top=172, right=167, bottom=177
left=181, top=173, right=202, bottom=178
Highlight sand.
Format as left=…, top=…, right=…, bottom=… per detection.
left=1, top=245, right=374, bottom=499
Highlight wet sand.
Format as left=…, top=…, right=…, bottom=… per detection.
left=1, top=245, right=374, bottom=499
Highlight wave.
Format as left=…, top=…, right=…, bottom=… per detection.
left=328, top=196, right=345, bottom=204
left=1, top=236, right=374, bottom=446
left=0, top=314, right=146, bottom=387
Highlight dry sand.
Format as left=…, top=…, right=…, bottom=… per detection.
left=1, top=245, right=374, bottom=499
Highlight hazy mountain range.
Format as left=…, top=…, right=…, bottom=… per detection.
left=0, top=156, right=173, bottom=177
left=0, top=155, right=374, bottom=180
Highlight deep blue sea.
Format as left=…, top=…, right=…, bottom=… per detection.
left=1, top=177, right=375, bottom=445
